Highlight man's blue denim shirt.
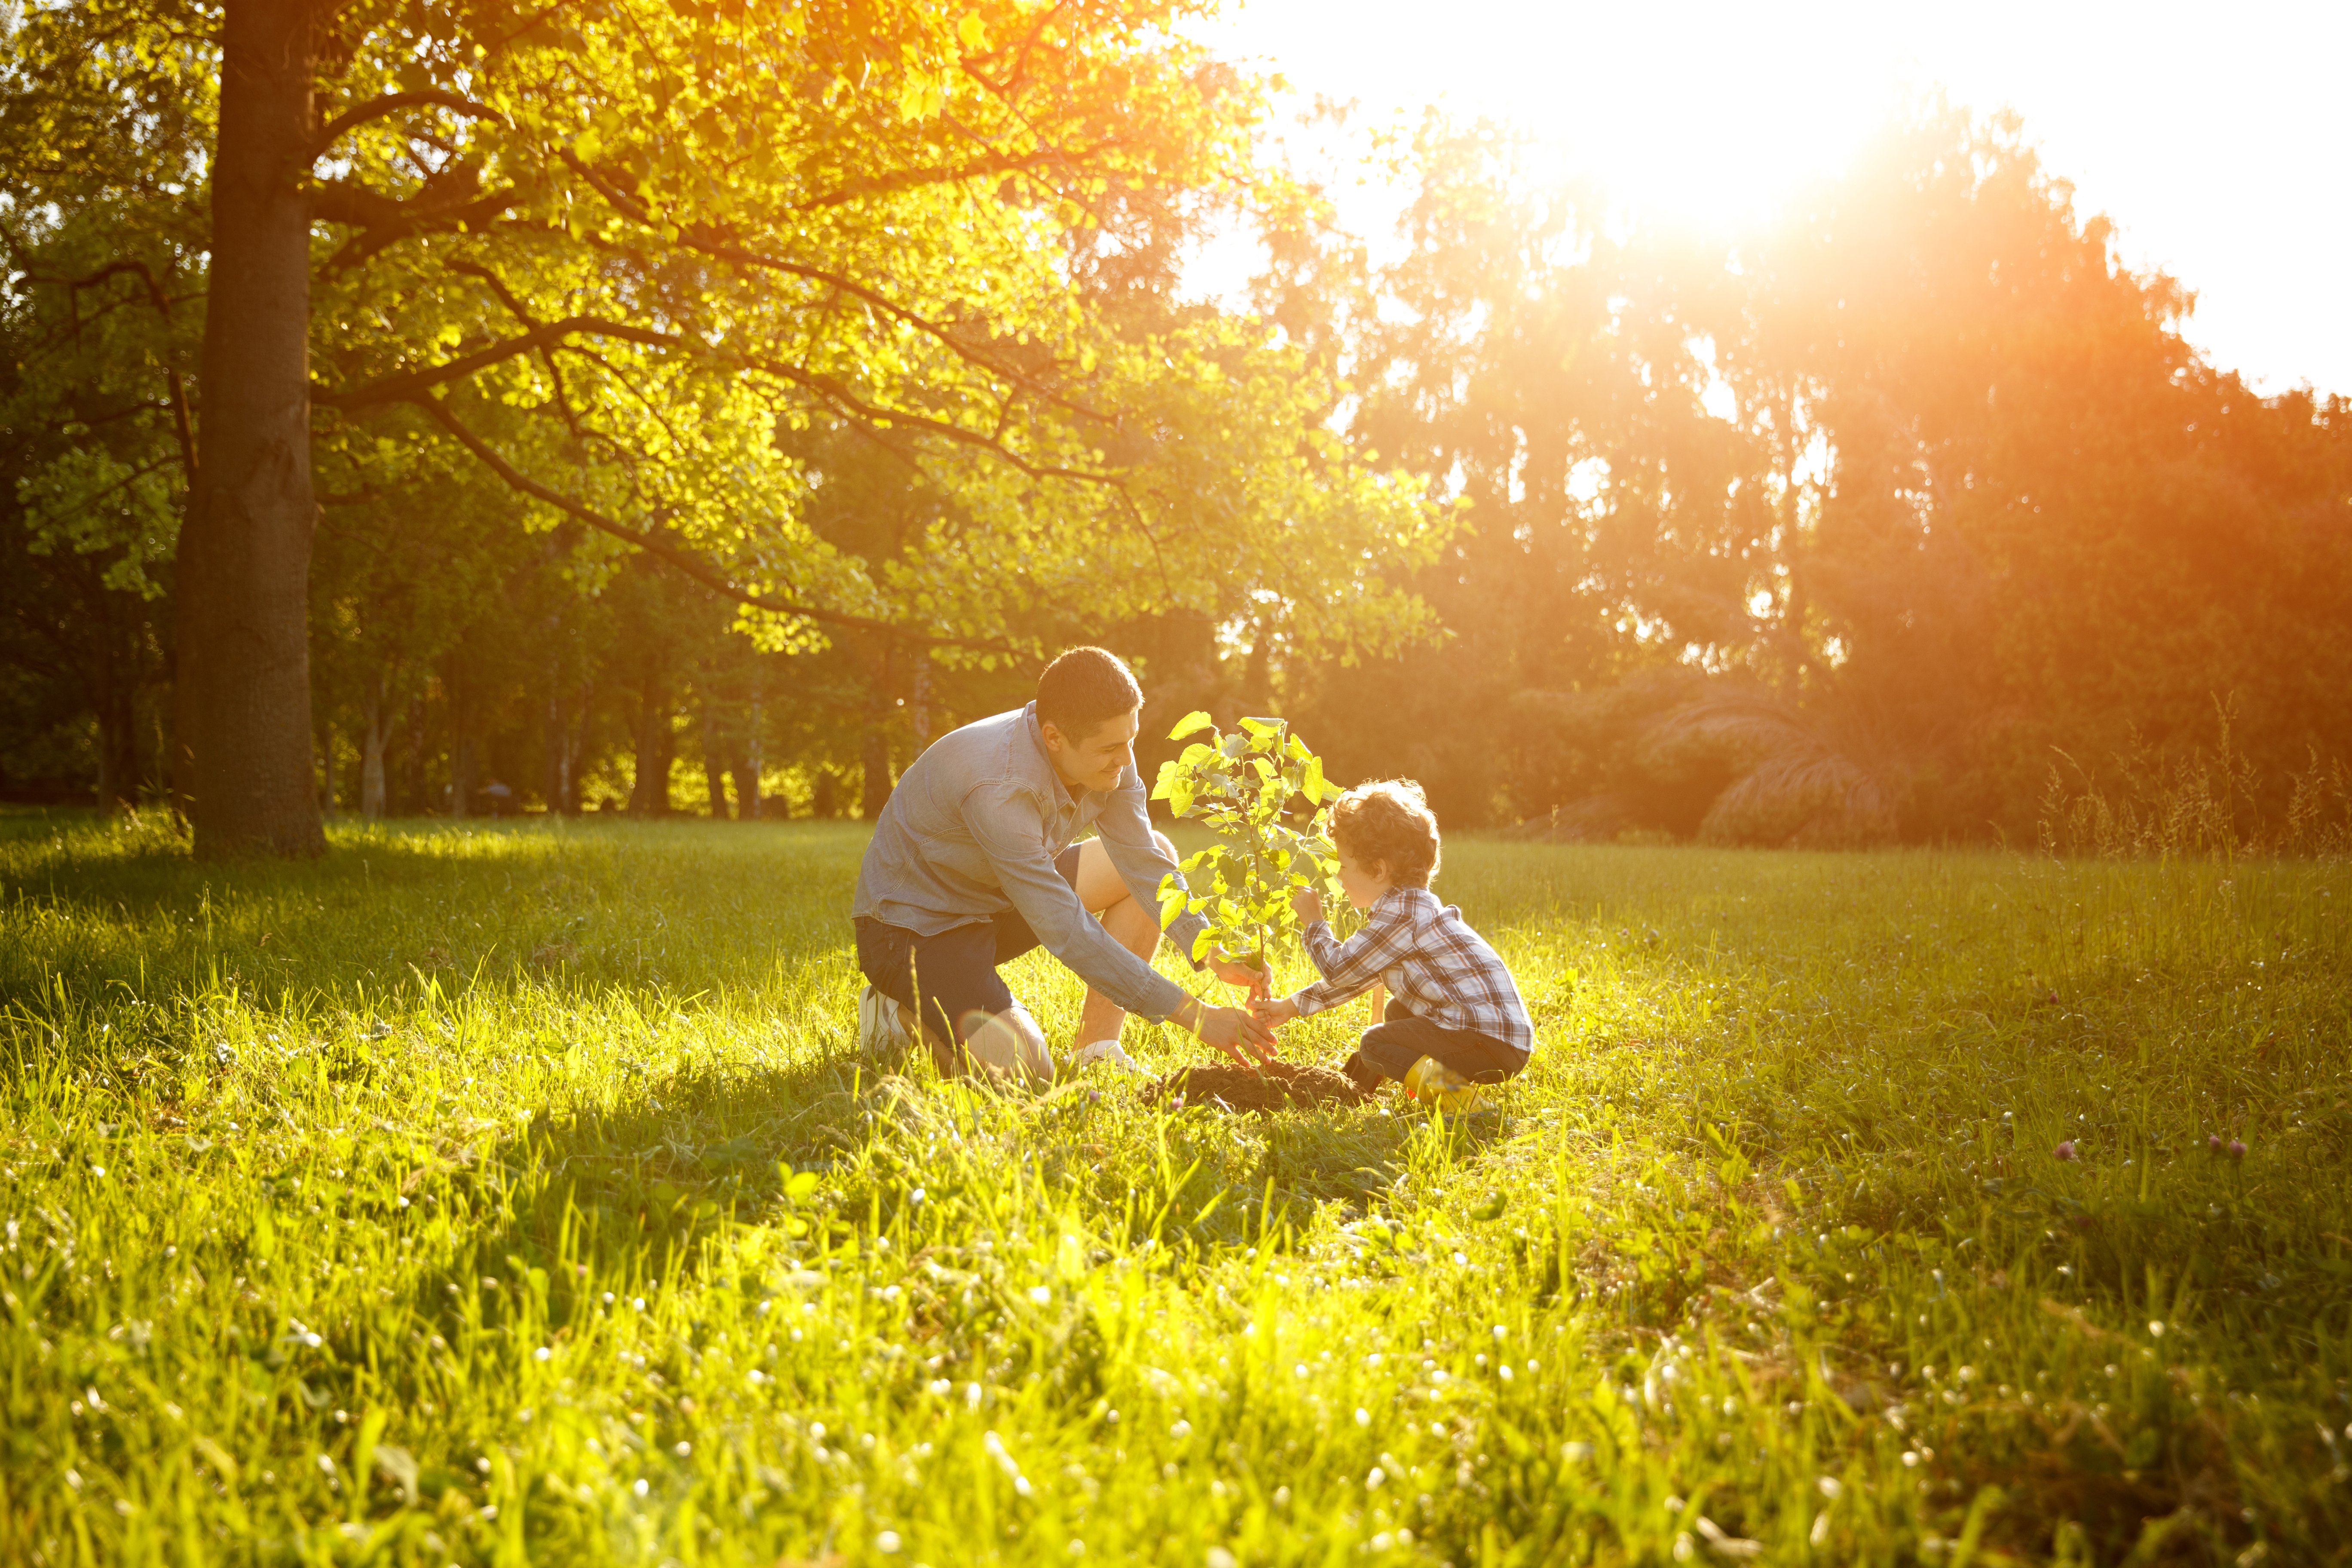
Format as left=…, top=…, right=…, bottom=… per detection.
left=851, top=703, right=1209, bottom=1021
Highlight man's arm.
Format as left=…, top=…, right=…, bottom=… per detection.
left=964, top=781, right=1191, bottom=1021
left=1092, top=766, right=1210, bottom=964
left=1288, top=901, right=1416, bottom=1017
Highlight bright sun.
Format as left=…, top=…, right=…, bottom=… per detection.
left=1179, top=0, right=2352, bottom=395
left=1187, top=0, right=1922, bottom=233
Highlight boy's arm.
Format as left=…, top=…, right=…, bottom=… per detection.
left=1286, top=901, right=1415, bottom=1017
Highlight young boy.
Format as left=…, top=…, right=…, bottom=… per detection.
left=1251, top=779, right=1533, bottom=1112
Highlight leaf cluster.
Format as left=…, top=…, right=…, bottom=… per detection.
left=1148, top=708, right=1347, bottom=969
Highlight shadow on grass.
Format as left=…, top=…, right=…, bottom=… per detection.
left=388, top=1050, right=1525, bottom=1366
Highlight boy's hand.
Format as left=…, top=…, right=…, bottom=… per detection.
left=1290, top=885, right=1324, bottom=926
left=1250, top=995, right=1302, bottom=1029
left=1210, top=953, right=1267, bottom=1000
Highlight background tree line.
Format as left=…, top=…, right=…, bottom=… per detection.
left=3, top=0, right=2346, bottom=847
left=1273, top=107, right=2352, bottom=846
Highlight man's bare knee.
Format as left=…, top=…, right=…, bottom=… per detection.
left=956, top=1005, right=1054, bottom=1089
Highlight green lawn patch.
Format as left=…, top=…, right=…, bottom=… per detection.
left=1, top=816, right=2346, bottom=1563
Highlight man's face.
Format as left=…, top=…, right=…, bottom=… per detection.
left=1042, top=707, right=1141, bottom=794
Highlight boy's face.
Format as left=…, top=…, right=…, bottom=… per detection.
left=1335, top=849, right=1395, bottom=911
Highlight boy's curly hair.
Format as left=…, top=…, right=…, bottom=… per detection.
left=1329, top=778, right=1441, bottom=887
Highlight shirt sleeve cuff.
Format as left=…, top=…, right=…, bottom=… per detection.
left=1166, top=910, right=1210, bottom=971
left=1132, top=971, right=1191, bottom=1025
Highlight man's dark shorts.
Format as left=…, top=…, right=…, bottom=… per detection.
left=1343, top=996, right=1526, bottom=1092
left=854, top=845, right=1084, bottom=1060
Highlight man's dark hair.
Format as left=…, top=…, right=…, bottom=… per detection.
left=1036, top=646, right=1142, bottom=739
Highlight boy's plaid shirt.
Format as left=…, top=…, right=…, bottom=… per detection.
left=1289, top=885, right=1534, bottom=1057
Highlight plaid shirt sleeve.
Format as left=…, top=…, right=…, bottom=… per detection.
left=1286, top=894, right=1418, bottom=1017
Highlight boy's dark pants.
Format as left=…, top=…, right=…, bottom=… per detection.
left=1343, top=998, right=1525, bottom=1092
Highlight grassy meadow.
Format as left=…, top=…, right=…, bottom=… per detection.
left=0, top=810, right=2347, bottom=1565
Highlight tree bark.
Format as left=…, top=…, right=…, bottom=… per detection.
left=732, top=672, right=763, bottom=822
left=544, top=654, right=570, bottom=816
left=316, top=717, right=335, bottom=815
left=91, top=621, right=141, bottom=815
left=861, top=642, right=895, bottom=821
left=176, top=0, right=325, bottom=857
left=860, top=724, right=893, bottom=821
left=700, top=692, right=732, bottom=819
left=400, top=692, right=427, bottom=814
left=361, top=672, right=388, bottom=819
left=629, top=671, right=674, bottom=816
left=562, top=680, right=592, bottom=814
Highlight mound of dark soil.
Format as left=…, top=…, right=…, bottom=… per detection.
left=1149, top=1060, right=1370, bottom=1113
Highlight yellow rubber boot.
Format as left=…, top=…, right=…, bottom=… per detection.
left=1401, top=1054, right=1485, bottom=1115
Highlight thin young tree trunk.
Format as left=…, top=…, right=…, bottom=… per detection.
left=860, top=726, right=893, bottom=821
left=563, top=680, right=593, bottom=815
left=629, top=672, right=674, bottom=816
left=544, top=671, right=568, bottom=816
left=317, top=717, right=335, bottom=816
left=701, top=691, right=732, bottom=819
left=175, top=0, right=325, bottom=858
left=447, top=659, right=472, bottom=818
left=361, top=672, right=388, bottom=820
left=735, top=670, right=763, bottom=820
left=861, top=642, right=895, bottom=821
left=401, top=693, right=427, bottom=815
left=91, top=621, right=140, bottom=815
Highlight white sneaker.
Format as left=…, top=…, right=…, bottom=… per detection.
left=856, top=984, right=911, bottom=1067
left=1071, top=1038, right=1146, bottom=1075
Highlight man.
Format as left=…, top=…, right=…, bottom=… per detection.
left=851, top=646, right=1274, bottom=1084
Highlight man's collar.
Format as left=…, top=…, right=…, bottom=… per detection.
left=1021, top=701, right=1077, bottom=806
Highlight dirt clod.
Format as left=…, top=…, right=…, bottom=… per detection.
left=1148, top=1060, right=1370, bottom=1113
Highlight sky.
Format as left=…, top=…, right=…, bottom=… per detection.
left=1179, top=0, right=2352, bottom=398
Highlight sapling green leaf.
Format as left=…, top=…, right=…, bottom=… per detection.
left=1155, top=714, right=1351, bottom=983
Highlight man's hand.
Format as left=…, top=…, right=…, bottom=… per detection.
left=1290, top=885, right=1324, bottom=926
left=1251, top=995, right=1301, bottom=1029
left=1210, top=954, right=1268, bottom=999
left=1185, top=1000, right=1277, bottom=1068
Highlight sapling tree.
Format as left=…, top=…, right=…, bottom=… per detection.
left=1151, top=711, right=1351, bottom=985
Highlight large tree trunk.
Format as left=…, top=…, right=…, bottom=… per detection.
left=176, top=0, right=324, bottom=857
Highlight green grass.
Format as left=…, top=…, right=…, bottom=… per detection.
left=1, top=812, right=2348, bottom=1565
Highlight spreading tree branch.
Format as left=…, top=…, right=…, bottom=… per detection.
left=314, top=91, right=506, bottom=156
left=317, top=315, right=683, bottom=410
left=415, top=394, right=1021, bottom=655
